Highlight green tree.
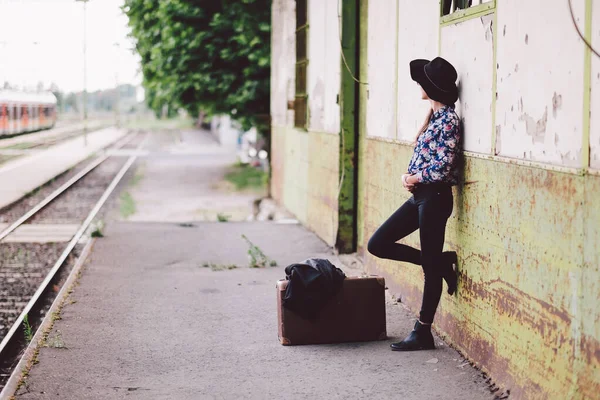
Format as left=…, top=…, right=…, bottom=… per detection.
left=123, top=0, right=271, bottom=133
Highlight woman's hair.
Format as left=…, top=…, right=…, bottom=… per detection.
left=415, top=108, right=433, bottom=143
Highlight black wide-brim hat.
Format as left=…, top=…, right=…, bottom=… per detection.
left=410, top=57, right=458, bottom=106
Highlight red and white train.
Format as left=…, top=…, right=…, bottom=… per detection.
left=0, top=90, right=57, bottom=137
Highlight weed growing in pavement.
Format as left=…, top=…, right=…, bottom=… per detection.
left=119, top=192, right=137, bottom=219
left=90, top=220, right=105, bottom=238
left=201, top=262, right=237, bottom=271
left=241, top=234, right=277, bottom=268
left=23, top=315, right=33, bottom=343
left=51, top=311, right=62, bottom=322
left=45, top=331, right=67, bottom=349
left=14, top=259, right=85, bottom=395
left=217, top=213, right=230, bottom=222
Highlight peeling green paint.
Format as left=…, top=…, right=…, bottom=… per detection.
left=362, top=137, right=600, bottom=399
left=272, top=0, right=600, bottom=398
left=271, top=125, right=340, bottom=246
left=336, top=0, right=360, bottom=253
left=357, top=0, right=369, bottom=249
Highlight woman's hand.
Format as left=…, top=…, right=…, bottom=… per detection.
left=402, top=174, right=416, bottom=192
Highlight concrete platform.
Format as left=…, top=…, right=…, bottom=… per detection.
left=13, top=222, right=492, bottom=400
left=0, top=127, right=127, bottom=210
left=8, top=129, right=493, bottom=399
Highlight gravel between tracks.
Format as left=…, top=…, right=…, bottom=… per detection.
left=0, top=131, right=143, bottom=392
left=0, top=133, right=139, bottom=225
left=0, top=243, right=82, bottom=340
left=26, top=157, right=129, bottom=224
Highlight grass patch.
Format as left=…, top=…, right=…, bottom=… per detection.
left=217, top=213, right=230, bottom=222
left=225, top=164, right=268, bottom=191
left=119, top=192, right=136, bottom=219
left=23, top=315, right=33, bottom=343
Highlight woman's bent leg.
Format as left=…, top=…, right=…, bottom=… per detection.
left=367, top=198, right=420, bottom=264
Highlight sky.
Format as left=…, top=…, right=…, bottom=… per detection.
left=0, top=0, right=142, bottom=93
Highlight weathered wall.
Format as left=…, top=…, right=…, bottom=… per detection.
left=270, top=0, right=296, bottom=129
left=359, top=0, right=600, bottom=398
left=395, top=1, right=440, bottom=141
left=494, top=0, right=585, bottom=166
left=441, top=15, right=494, bottom=154
left=270, top=0, right=340, bottom=246
left=362, top=140, right=600, bottom=399
left=591, top=2, right=600, bottom=170
left=272, top=0, right=599, bottom=396
left=365, top=0, right=397, bottom=139
left=307, top=0, right=341, bottom=133
left=271, top=126, right=339, bottom=246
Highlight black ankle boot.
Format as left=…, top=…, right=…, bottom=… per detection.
left=390, top=321, right=435, bottom=351
left=442, top=251, right=458, bottom=296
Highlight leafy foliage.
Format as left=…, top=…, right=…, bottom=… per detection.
left=123, top=0, right=271, bottom=131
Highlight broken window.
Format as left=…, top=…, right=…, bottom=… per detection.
left=442, top=0, right=494, bottom=16
left=294, top=0, right=308, bottom=129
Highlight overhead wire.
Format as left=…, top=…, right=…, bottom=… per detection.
left=567, top=0, right=600, bottom=59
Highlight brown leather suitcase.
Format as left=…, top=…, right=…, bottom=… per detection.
left=277, top=276, right=387, bottom=345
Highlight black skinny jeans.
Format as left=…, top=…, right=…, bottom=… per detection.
left=367, top=183, right=453, bottom=324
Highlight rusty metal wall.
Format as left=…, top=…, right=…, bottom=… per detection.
left=272, top=0, right=599, bottom=397
left=359, top=0, right=599, bottom=398
left=271, top=126, right=339, bottom=247
left=362, top=138, right=600, bottom=399
left=307, top=131, right=340, bottom=245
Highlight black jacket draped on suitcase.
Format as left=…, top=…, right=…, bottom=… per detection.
left=282, top=258, right=346, bottom=320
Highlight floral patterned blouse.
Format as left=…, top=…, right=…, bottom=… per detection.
left=407, top=105, right=461, bottom=185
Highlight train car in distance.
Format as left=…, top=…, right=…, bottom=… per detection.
left=0, top=90, right=58, bottom=138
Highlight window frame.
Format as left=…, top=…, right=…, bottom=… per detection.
left=440, top=0, right=496, bottom=26
left=294, top=0, right=309, bottom=130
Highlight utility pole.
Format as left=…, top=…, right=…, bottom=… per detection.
left=75, top=0, right=89, bottom=146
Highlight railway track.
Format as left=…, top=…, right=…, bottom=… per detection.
left=0, top=131, right=147, bottom=394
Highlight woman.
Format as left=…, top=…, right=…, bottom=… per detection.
left=367, top=57, right=461, bottom=352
